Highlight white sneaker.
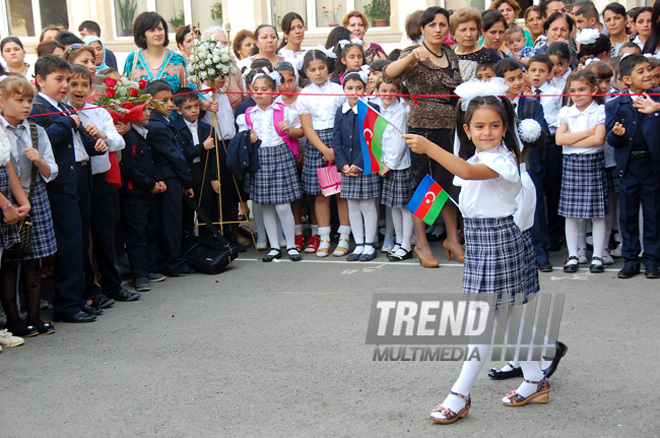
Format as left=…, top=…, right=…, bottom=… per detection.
left=0, top=329, right=24, bottom=348
left=610, top=243, right=622, bottom=258
left=256, top=242, right=268, bottom=250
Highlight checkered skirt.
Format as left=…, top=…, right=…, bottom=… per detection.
left=603, top=166, right=619, bottom=195
left=463, top=216, right=531, bottom=308
left=302, top=129, right=332, bottom=195
left=250, top=144, right=302, bottom=204
left=340, top=171, right=381, bottom=200
left=521, top=229, right=540, bottom=299
left=381, top=168, right=414, bottom=208
left=4, top=179, right=57, bottom=261
left=0, top=167, right=19, bottom=248
left=558, top=152, right=607, bottom=218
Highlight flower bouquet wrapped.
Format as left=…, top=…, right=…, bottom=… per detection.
left=186, top=34, right=237, bottom=85
left=92, top=77, right=151, bottom=112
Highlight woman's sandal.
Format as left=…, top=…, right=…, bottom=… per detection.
left=502, top=377, right=550, bottom=407
left=430, top=391, right=471, bottom=424
left=316, top=240, right=331, bottom=258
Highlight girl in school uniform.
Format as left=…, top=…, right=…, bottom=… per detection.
left=333, top=70, right=380, bottom=261
left=236, top=70, right=303, bottom=262
left=555, top=69, right=608, bottom=274
left=298, top=48, right=352, bottom=258
left=404, top=80, right=547, bottom=424
left=376, top=76, right=414, bottom=261
left=332, top=41, right=365, bottom=85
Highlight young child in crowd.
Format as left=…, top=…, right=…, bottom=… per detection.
left=475, top=62, right=496, bottom=82
left=0, top=76, right=50, bottom=337
left=606, top=54, right=660, bottom=279
left=547, top=42, right=572, bottom=92
left=237, top=70, right=303, bottom=262
left=366, top=59, right=390, bottom=96
left=299, top=49, right=351, bottom=258
left=143, top=80, right=194, bottom=277
left=332, top=42, right=365, bottom=85
left=116, top=104, right=166, bottom=292
left=376, top=76, right=413, bottom=261
left=29, top=55, right=107, bottom=323
left=505, top=25, right=535, bottom=66
left=333, top=70, right=380, bottom=261
left=556, top=70, right=608, bottom=274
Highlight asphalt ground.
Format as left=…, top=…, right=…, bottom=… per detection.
left=1, top=243, right=658, bottom=438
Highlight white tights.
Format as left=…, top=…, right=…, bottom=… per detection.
left=347, top=199, right=378, bottom=254
left=566, top=217, right=606, bottom=263
left=262, top=203, right=295, bottom=251
left=390, top=207, right=414, bottom=252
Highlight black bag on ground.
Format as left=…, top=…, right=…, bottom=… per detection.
left=182, top=198, right=238, bottom=274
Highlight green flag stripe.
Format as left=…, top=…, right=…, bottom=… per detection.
left=371, top=115, right=389, bottom=162
left=422, top=190, right=450, bottom=225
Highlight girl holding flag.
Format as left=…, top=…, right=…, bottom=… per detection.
left=333, top=70, right=380, bottom=261
left=403, top=78, right=547, bottom=424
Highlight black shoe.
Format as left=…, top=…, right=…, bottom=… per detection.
left=53, top=310, right=97, bottom=323
left=91, top=294, right=115, bottom=309
left=10, top=324, right=39, bottom=338
left=147, top=272, right=167, bottom=282
left=34, top=322, right=56, bottom=335
left=106, top=288, right=141, bottom=302
left=589, top=257, right=604, bottom=274
left=563, top=256, right=579, bottom=273
left=262, top=248, right=282, bottom=262
left=286, top=248, right=301, bottom=262
left=488, top=363, right=523, bottom=380
left=543, top=341, right=568, bottom=378
left=134, top=277, right=151, bottom=292
left=170, top=266, right=196, bottom=277
left=645, top=264, right=660, bottom=279
left=388, top=249, right=413, bottom=261
left=80, top=303, right=104, bottom=316
left=537, top=261, right=553, bottom=272
left=617, top=264, right=640, bottom=279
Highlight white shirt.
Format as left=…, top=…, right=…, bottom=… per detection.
left=514, top=163, right=536, bottom=232
left=298, top=79, right=346, bottom=130
left=534, top=83, right=562, bottom=134
left=456, top=144, right=521, bottom=219
left=380, top=99, right=410, bottom=170
left=0, top=116, right=58, bottom=187
left=557, top=101, right=605, bottom=154
left=549, top=67, right=572, bottom=94
left=184, top=118, right=201, bottom=163
left=78, top=103, right=125, bottom=175
left=132, top=124, right=148, bottom=139
left=201, top=92, right=236, bottom=139
left=236, top=102, right=301, bottom=147
left=40, top=92, right=88, bottom=162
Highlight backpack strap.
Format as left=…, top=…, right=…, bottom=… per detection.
left=272, top=102, right=299, bottom=158
left=244, top=106, right=255, bottom=130
left=25, top=123, right=39, bottom=200
left=522, top=97, right=536, bottom=121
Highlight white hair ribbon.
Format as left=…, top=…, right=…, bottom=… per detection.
left=315, top=44, right=337, bottom=59
left=518, top=119, right=542, bottom=143
left=583, top=57, right=601, bottom=67
left=455, top=77, right=509, bottom=111
left=576, top=28, right=600, bottom=46
left=251, top=70, right=282, bottom=87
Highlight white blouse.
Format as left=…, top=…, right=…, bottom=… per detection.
left=514, top=163, right=537, bottom=232
left=297, top=79, right=345, bottom=130
left=380, top=99, right=410, bottom=170
left=549, top=67, right=571, bottom=93
left=236, top=102, right=301, bottom=147
left=0, top=123, right=12, bottom=167
left=557, top=101, right=605, bottom=154
left=79, top=104, right=126, bottom=175
left=456, top=144, right=521, bottom=219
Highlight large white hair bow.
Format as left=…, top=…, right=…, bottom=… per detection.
left=455, top=77, right=509, bottom=111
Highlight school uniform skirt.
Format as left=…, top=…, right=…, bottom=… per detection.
left=302, top=129, right=332, bottom=195
left=250, top=144, right=301, bottom=205
left=521, top=229, right=540, bottom=297
left=463, top=216, right=534, bottom=308
left=558, top=151, right=607, bottom=218
left=381, top=168, right=414, bottom=208
left=603, top=166, right=619, bottom=195
left=3, top=180, right=57, bottom=261
left=340, top=172, right=381, bottom=200
left=0, top=167, right=19, bottom=248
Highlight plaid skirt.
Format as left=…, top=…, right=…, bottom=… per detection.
left=3, top=180, right=57, bottom=261
left=250, top=144, right=302, bottom=204
left=603, top=166, right=619, bottom=195
left=302, top=129, right=332, bottom=195
left=341, top=171, right=381, bottom=200
left=0, top=167, right=19, bottom=248
left=463, top=216, right=531, bottom=308
left=558, top=152, right=607, bottom=219
left=521, top=229, right=540, bottom=298
left=381, top=168, right=413, bottom=208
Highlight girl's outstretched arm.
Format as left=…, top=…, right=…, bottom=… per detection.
left=403, top=134, right=499, bottom=181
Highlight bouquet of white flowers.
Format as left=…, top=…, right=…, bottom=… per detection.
left=186, top=34, right=237, bottom=85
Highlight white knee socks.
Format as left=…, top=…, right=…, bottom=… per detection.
left=275, top=203, right=296, bottom=249
left=253, top=202, right=267, bottom=246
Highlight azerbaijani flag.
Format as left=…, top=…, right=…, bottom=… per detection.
left=357, top=99, right=389, bottom=173
left=406, top=175, right=451, bottom=225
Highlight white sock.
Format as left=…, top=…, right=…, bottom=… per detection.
left=505, top=361, right=545, bottom=400
left=311, top=224, right=319, bottom=236
left=401, top=209, right=413, bottom=251
left=262, top=204, right=280, bottom=250
left=577, top=219, right=587, bottom=252
left=384, top=207, right=394, bottom=248
left=565, top=218, right=579, bottom=258
left=337, top=225, right=351, bottom=249
left=318, top=226, right=331, bottom=250
left=591, top=218, right=606, bottom=265
left=391, top=207, right=403, bottom=248
left=438, top=343, right=490, bottom=415
left=275, top=203, right=296, bottom=249
left=347, top=199, right=364, bottom=247
left=360, top=199, right=378, bottom=255
left=253, top=202, right=267, bottom=246
left=295, top=224, right=303, bottom=235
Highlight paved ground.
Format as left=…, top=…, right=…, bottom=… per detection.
left=1, top=243, right=658, bottom=438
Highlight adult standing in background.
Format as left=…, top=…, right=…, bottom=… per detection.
left=232, top=30, right=256, bottom=60
left=175, top=25, right=196, bottom=63
left=237, top=25, right=287, bottom=72
left=524, top=6, right=545, bottom=46
left=343, top=11, right=387, bottom=63
left=384, top=6, right=464, bottom=267
left=450, top=8, right=498, bottom=81
left=78, top=20, right=118, bottom=69
left=603, top=3, right=633, bottom=56
left=643, top=0, right=660, bottom=55
left=1, top=37, right=34, bottom=79
left=490, top=0, right=532, bottom=46
left=481, top=10, right=509, bottom=60
left=277, top=13, right=306, bottom=62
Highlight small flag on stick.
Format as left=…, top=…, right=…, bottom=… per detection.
left=406, top=175, right=451, bottom=225
left=357, top=99, right=390, bottom=173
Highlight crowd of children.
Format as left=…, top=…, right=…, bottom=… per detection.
left=1, top=2, right=659, bottom=367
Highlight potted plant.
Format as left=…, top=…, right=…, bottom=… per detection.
left=116, top=0, right=137, bottom=36
left=321, top=2, right=342, bottom=26
left=211, top=2, right=223, bottom=24
left=169, top=10, right=185, bottom=28
left=364, top=0, right=390, bottom=27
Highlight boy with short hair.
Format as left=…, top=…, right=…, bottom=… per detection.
left=505, top=25, right=535, bottom=66
left=173, top=88, right=217, bottom=236
left=29, top=55, right=107, bottom=323
left=605, top=54, right=660, bottom=279
left=143, top=80, right=194, bottom=277
left=495, top=58, right=553, bottom=272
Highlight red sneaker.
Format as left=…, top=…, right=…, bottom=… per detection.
left=295, top=234, right=305, bottom=252
left=304, top=234, right=320, bottom=253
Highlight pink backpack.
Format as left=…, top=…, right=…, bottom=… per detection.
left=245, top=102, right=299, bottom=158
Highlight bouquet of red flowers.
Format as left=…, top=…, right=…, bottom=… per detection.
left=93, top=77, right=151, bottom=113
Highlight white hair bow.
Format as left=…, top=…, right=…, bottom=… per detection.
left=455, top=77, right=509, bottom=111
left=518, top=119, right=542, bottom=143
left=576, top=28, right=600, bottom=46
left=252, top=69, right=282, bottom=87
left=359, top=64, right=370, bottom=83
left=338, top=38, right=363, bottom=49
left=316, top=44, right=337, bottom=59
left=583, top=57, right=601, bottom=67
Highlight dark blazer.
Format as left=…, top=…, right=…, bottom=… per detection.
left=332, top=102, right=379, bottom=171
left=120, top=127, right=156, bottom=195
left=605, top=91, right=660, bottom=176
left=175, top=117, right=218, bottom=186
left=517, top=94, right=548, bottom=174
left=145, top=112, right=192, bottom=189
left=226, top=130, right=260, bottom=179
left=29, top=95, right=101, bottom=194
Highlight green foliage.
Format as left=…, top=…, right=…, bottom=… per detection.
left=116, top=0, right=137, bottom=33
left=169, top=10, right=185, bottom=28
left=364, top=0, right=390, bottom=20
left=211, top=2, right=224, bottom=22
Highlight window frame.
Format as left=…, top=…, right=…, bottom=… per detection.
left=111, top=0, right=193, bottom=40
left=0, top=0, right=54, bottom=40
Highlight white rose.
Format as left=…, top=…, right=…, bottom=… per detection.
left=199, top=71, right=208, bottom=79
left=220, top=54, right=229, bottom=63
left=205, top=59, right=212, bottom=66
left=197, top=61, right=205, bottom=69
left=222, top=66, right=229, bottom=74
left=208, top=68, right=216, bottom=76
left=212, top=55, right=221, bottom=63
